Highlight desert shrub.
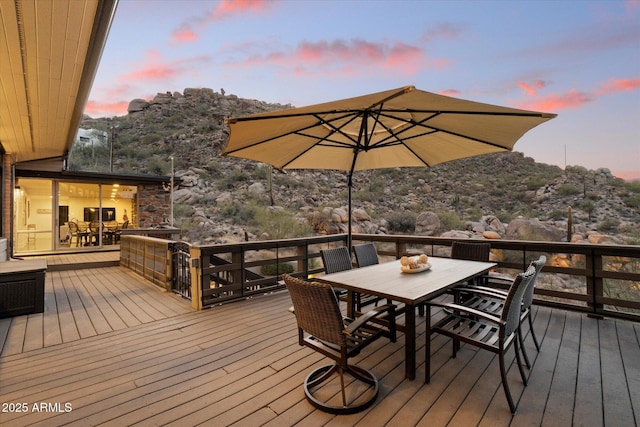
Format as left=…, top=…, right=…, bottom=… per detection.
left=557, top=183, right=582, bottom=196
left=387, top=211, right=416, bottom=233
left=252, top=208, right=312, bottom=239
left=437, top=210, right=464, bottom=231
left=220, top=201, right=258, bottom=225
left=599, top=218, right=620, bottom=233
left=216, top=168, right=251, bottom=189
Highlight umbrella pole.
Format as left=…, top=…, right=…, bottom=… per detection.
left=347, top=172, right=353, bottom=250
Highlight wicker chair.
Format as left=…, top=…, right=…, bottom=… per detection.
left=448, top=241, right=493, bottom=310
left=320, top=247, right=353, bottom=274
left=453, top=255, right=547, bottom=368
left=426, top=265, right=536, bottom=414
left=283, top=274, right=396, bottom=414
left=352, top=243, right=379, bottom=267
left=451, top=241, right=491, bottom=262
left=321, top=246, right=379, bottom=310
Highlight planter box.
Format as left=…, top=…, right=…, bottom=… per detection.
left=0, top=260, right=46, bottom=318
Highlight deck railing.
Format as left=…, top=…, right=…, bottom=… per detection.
left=120, top=233, right=640, bottom=321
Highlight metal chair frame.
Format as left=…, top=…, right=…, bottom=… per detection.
left=284, top=274, right=396, bottom=414
left=427, top=266, right=536, bottom=414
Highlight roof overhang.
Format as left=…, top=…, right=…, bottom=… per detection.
left=0, top=0, right=118, bottom=166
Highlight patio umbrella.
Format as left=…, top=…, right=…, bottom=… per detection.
left=221, top=85, right=556, bottom=247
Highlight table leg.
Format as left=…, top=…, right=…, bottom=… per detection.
left=425, top=304, right=431, bottom=383
left=405, top=305, right=416, bottom=380
left=346, top=290, right=355, bottom=318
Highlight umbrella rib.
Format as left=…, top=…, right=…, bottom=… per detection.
left=368, top=111, right=527, bottom=151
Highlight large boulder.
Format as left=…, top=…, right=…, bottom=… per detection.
left=506, top=218, right=564, bottom=241
left=127, top=98, right=149, bottom=113
left=415, top=211, right=440, bottom=236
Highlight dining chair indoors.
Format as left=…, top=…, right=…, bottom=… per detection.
left=426, top=265, right=536, bottom=414
left=283, top=274, right=396, bottom=414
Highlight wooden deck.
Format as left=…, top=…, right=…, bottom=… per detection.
left=0, top=262, right=639, bottom=426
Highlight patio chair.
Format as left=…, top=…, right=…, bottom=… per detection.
left=426, top=265, right=536, bottom=414
left=320, top=246, right=353, bottom=274
left=283, top=274, right=396, bottom=414
left=352, top=243, right=379, bottom=267
left=321, top=246, right=375, bottom=311
left=451, top=241, right=491, bottom=262
left=353, top=243, right=392, bottom=307
left=453, top=255, right=546, bottom=368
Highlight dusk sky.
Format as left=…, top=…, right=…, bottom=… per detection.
left=85, top=0, right=640, bottom=180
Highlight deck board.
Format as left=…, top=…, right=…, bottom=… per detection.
left=0, top=257, right=638, bottom=427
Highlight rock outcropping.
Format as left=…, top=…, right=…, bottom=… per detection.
left=78, top=88, right=640, bottom=245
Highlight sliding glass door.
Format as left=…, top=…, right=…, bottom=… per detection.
left=14, top=178, right=137, bottom=254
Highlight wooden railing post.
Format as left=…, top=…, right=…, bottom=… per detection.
left=297, top=243, right=308, bottom=278
left=586, top=249, right=604, bottom=318
left=190, top=246, right=203, bottom=311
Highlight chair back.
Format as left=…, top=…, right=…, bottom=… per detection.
left=68, top=221, right=78, bottom=233
left=284, top=275, right=346, bottom=347
left=451, top=241, right=490, bottom=262
left=89, top=221, right=102, bottom=233
left=523, top=255, right=546, bottom=310
left=352, top=243, right=379, bottom=267
left=502, top=265, right=536, bottom=337
left=320, top=247, right=352, bottom=274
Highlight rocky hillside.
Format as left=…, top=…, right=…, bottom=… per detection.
left=76, top=88, right=640, bottom=245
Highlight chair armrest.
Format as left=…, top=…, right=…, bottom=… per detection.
left=483, top=274, right=513, bottom=286
left=344, top=304, right=395, bottom=335
left=426, top=301, right=504, bottom=325
left=454, top=285, right=508, bottom=298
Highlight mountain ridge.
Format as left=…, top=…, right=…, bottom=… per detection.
left=76, top=88, right=640, bottom=244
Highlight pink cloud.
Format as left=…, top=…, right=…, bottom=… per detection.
left=516, top=76, right=640, bottom=112
left=229, top=38, right=429, bottom=77
left=439, top=89, right=461, bottom=97
left=212, top=0, right=270, bottom=20
left=595, top=77, right=640, bottom=95
left=615, top=170, right=640, bottom=181
left=170, top=0, right=274, bottom=44
left=118, top=51, right=210, bottom=84
left=84, top=100, right=130, bottom=117
left=171, top=23, right=199, bottom=44
left=517, top=89, right=592, bottom=111
left=517, top=80, right=549, bottom=97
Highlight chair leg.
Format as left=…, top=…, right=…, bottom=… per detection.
left=304, top=364, right=379, bottom=415
left=499, top=352, right=517, bottom=414
left=518, top=326, right=532, bottom=369
left=514, top=334, right=528, bottom=386
left=339, top=367, right=347, bottom=408
left=528, top=314, right=541, bottom=351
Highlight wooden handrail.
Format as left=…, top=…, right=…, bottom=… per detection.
left=191, top=233, right=640, bottom=321
left=120, top=233, right=640, bottom=321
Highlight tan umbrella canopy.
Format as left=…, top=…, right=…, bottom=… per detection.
left=222, top=85, right=556, bottom=246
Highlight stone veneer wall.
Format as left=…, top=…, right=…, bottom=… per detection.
left=137, top=183, right=171, bottom=227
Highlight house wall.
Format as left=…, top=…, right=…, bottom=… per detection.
left=137, top=183, right=171, bottom=228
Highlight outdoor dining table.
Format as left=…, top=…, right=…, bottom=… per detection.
left=316, top=256, right=496, bottom=381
